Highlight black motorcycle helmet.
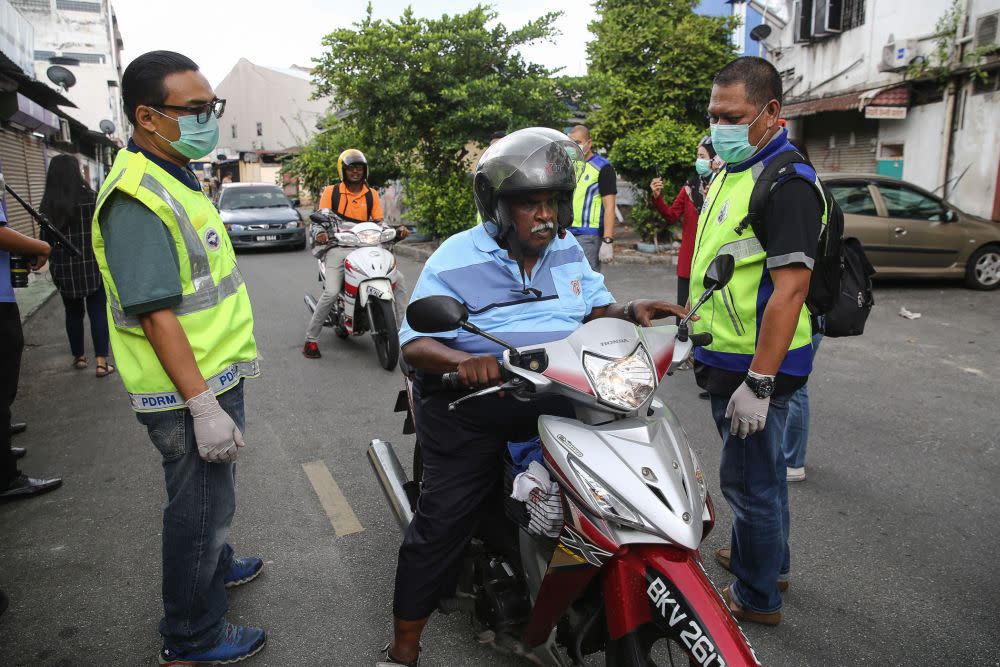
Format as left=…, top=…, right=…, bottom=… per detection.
left=474, top=127, right=585, bottom=243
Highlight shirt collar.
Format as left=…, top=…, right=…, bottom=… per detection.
left=126, top=139, right=202, bottom=192
left=340, top=181, right=370, bottom=196
left=725, top=127, right=789, bottom=174
left=471, top=222, right=503, bottom=254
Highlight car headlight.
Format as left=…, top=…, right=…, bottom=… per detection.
left=569, top=459, right=645, bottom=530
left=380, top=228, right=397, bottom=242
left=583, top=345, right=656, bottom=411
left=284, top=221, right=299, bottom=229
left=356, top=229, right=382, bottom=246
left=229, top=224, right=245, bottom=232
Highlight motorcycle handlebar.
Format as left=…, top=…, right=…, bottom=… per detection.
left=689, top=332, right=713, bottom=347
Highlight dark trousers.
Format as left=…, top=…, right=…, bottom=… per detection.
left=677, top=276, right=690, bottom=307
left=0, top=302, right=23, bottom=488
left=61, top=289, right=109, bottom=358
left=392, top=388, right=572, bottom=620
left=135, top=382, right=245, bottom=651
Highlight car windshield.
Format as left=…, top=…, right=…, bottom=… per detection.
left=219, top=187, right=290, bottom=210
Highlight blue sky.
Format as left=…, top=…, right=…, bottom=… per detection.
left=113, top=0, right=594, bottom=86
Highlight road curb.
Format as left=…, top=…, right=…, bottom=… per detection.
left=18, top=277, right=58, bottom=324
left=394, top=242, right=434, bottom=263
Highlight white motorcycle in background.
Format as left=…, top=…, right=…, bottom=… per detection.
left=303, top=211, right=401, bottom=370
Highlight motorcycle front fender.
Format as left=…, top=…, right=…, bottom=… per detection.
left=357, top=278, right=393, bottom=307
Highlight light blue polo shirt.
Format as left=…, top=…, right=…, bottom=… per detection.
left=399, top=223, right=615, bottom=357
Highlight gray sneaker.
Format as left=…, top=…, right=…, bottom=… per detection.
left=786, top=466, right=806, bottom=482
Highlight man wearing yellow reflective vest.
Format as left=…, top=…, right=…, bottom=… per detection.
left=690, top=57, right=825, bottom=628
left=92, top=51, right=266, bottom=665
left=567, top=125, right=617, bottom=271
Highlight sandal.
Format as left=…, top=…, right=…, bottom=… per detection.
left=73, top=356, right=88, bottom=370
left=95, top=363, right=116, bottom=378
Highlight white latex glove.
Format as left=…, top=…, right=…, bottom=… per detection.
left=724, top=382, right=770, bottom=439
left=599, top=240, right=614, bottom=264
left=187, top=389, right=244, bottom=463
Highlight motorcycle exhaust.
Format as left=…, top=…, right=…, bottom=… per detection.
left=367, top=439, right=415, bottom=533
left=304, top=292, right=317, bottom=314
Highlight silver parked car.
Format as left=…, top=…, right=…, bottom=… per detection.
left=217, top=183, right=306, bottom=250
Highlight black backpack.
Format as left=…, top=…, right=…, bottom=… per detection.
left=739, top=150, right=875, bottom=338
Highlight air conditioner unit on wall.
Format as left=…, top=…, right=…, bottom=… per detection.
left=974, top=11, right=1000, bottom=51
left=880, top=40, right=918, bottom=72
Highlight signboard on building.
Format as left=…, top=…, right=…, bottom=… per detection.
left=865, top=106, right=908, bottom=120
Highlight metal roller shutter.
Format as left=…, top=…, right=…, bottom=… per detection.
left=802, top=112, right=878, bottom=174
left=0, top=128, right=47, bottom=238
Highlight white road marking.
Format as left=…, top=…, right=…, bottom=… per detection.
left=302, top=460, right=364, bottom=536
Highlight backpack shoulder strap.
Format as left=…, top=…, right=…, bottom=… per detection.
left=331, top=182, right=342, bottom=215
left=365, top=188, right=374, bottom=221
left=737, top=149, right=819, bottom=247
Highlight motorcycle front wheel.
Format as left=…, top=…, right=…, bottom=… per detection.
left=370, top=299, right=399, bottom=371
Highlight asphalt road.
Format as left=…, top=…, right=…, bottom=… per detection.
left=1, top=245, right=998, bottom=667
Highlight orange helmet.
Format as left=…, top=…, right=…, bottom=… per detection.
left=337, top=149, right=368, bottom=182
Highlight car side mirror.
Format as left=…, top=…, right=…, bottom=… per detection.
left=945, top=209, right=957, bottom=222
left=292, top=198, right=301, bottom=208
left=703, top=253, right=735, bottom=290
left=406, top=296, right=469, bottom=333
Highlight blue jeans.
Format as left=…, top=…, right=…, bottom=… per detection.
left=710, top=391, right=791, bottom=614
left=782, top=334, right=823, bottom=468
left=136, top=382, right=245, bottom=652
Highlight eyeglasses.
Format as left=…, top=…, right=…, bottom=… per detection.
left=150, top=98, right=226, bottom=124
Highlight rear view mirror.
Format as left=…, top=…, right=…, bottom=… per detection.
left=406, top=296, right=469, bottom=333
left=703, top=254, right=734, bottom=291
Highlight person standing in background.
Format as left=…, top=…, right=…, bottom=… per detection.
left=39, top=154, right=114, bottom=378
left=567, top=125, right=617, bottom=271
left=650, top=136, right=719, bottom=307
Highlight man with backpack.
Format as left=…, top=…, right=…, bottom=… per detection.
left=689, top=56, right=829, bottom=627
left=303, top=148, right=409, bottom=359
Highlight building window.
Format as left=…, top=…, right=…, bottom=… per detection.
left=62, top=52, right=105, bottom=64
left=231, top=124, right=237, bottom=139
left=34, top=50, right=56, bottom=60
left=56, top=0, right=101, bottom=12
left=842, top=0, right=866, bottom=30
left=13, top=0, right=52, bottom=11
left=256, top=122, right=262, bottom=136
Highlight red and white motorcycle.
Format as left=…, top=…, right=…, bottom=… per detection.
left=370, top=255, right=764, bottom=666
left=304, top=211, right=401, bottom=370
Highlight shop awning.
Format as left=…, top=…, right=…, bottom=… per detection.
left=864, top=84, right=910, bottom=107
left=782, top=91, right=864, bottom=118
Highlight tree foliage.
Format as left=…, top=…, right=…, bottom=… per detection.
left=286, top=3, right=569, bottom=237
left=587, top=0, right=735, bottom=240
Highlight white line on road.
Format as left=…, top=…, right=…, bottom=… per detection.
left=302, top=460, right=364, bottom=537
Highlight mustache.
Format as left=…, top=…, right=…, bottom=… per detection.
left=530, top=221, right=555, bottom=233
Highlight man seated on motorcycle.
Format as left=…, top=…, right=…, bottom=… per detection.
left=303, top=148, right=409, bottom=359
left=380, top=128, right=689, bottom=667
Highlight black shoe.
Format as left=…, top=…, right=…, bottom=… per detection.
left=0, top=474, right=62, bottom=499
left=0, top=590, right=8, bottom=618
left=9, top=422, right=26, bottom=436
left=698, top=391, right=711, bottom=400
left=11, top=447, right=26, bottom=460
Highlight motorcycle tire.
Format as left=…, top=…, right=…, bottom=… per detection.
left=605, top=623, right=713, bottom=667
left=370, top=299, right=400, bottom=371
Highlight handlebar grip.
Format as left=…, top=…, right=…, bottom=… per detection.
left=441, top=372, right=461, bottom=390
left=690, top=332, right=713, bottom=347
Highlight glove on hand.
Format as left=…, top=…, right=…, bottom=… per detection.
left=598, top=241, right=614, bottom=264
left=187, top=389, right=244, bottom=463
left=724, top=382, right=770, bottom=439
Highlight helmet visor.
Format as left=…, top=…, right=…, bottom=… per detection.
left=479, top=127, right=585, bottom=197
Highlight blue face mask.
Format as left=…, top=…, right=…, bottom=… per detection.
left=710, top=104, right=770, bottom=164
left=150, top=107, right=220, bottom=159
left=695, top=158, right=713, bottom=177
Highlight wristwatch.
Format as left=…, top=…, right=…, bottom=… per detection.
left=602, top=236, right=614, bottom=244
left=743, top=371, right=776, bottom=399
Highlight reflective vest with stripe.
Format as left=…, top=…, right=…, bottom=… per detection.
left=689, top=142, right=827, bottom=379
left=570, top=155, right=608, bottom=235
left=92, top=149, right=259, bottom=412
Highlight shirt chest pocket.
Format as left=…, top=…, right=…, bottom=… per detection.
left=549, top=264, right=587, bottom=319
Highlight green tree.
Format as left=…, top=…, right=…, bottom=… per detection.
left=587, top=0, right=735, bottom=240
left=289, top=3, right=569, bottom=237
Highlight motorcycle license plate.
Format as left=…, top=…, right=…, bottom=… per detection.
left=366, top=285, right=383, bottom=298
left=257, top=235, right=278, bottom=241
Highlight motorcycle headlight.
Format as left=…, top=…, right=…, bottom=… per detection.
left=582, top=345, right=656, bottom=411
left=569, top=459, right=645, bottom=530
left=335, top=232, right=359, bottom=246
left=380, top=228, right=397, bottom=242
left=356, top=229, right=382, bottom=246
